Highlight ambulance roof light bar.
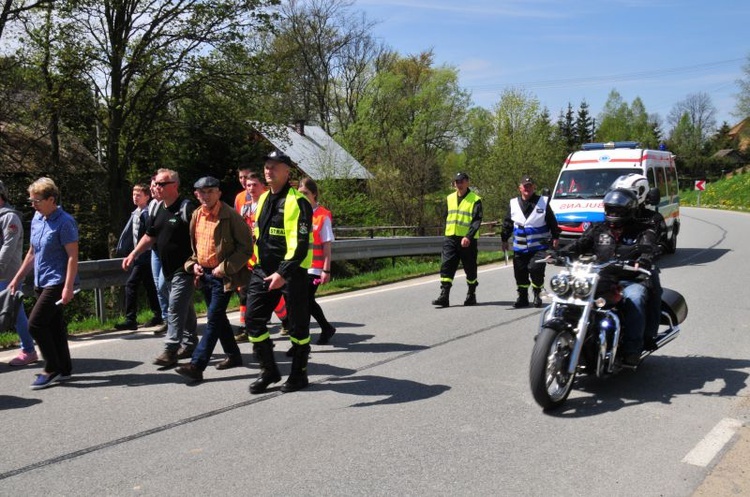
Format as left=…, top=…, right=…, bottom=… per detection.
left=581, top=141, right=640, bottom=151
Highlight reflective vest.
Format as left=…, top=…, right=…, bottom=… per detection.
left=253, top=188, right=313, bottom=269
left=445, top=190, right=481, bottom=238
left=510, top=196, right=550, bottom=253
left=311, top=205, right=332, bottom=270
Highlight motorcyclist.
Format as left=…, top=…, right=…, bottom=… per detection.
left=610, top=174, right=665, bottom=348
left=560, top=187, right=659, bottom=366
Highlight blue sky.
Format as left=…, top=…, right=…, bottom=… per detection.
left=353, top=0, right=749, bottom=132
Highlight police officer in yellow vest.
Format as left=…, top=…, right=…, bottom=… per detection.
left=501, top=175, right=560, bottom=308
left=432, top=172, right=483, bottom=307
left=246, top=150, right=314, bottom=394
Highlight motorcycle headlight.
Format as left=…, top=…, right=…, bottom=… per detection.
left=573, top=277, right=593, bottom=298
left=550, top=274, right=570, bottom=296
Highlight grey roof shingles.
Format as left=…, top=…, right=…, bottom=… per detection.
left=255, top=123, right=372, bottom=180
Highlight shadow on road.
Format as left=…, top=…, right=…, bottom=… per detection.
left=545, top=354, right=750, bottom=418
left=660, top=248, right=731, bottom=268
left=314, top=374, right=450, bottom=407
left=312, top=333, right=430, bottom=354
left=0, top=395, right=43, bottom=410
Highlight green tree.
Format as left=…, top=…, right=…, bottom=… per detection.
left=574, top=100, right=593, bottom=146
left=556, top=103, right=575, bottom=151
left=469, top=88, right=564, bottom=222
left=0, top=0, right=54, bottom=41
left=272, top=0, right=384, bottom=134
left=342, top=51, right=470, bottom=230
left=735, top=52, right=750, bottom=120
left=667, top=92, right=717, bottom=144
left=595, top=89, right=632, bottom=141
left=59, top=0, right=278, bottom=250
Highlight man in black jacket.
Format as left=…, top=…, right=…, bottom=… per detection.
left=115, top=184, right=162, bottom=330
left=246, top=151, right=313, bottom=394
left=562, top=188, right=659, bottom=366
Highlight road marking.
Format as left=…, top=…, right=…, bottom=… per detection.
left=320, top=264, right=512, bottom=302
left=682, top=418, right=743, bottom=467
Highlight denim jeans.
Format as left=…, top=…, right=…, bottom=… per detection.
left=164, top=270, right=197, bottom=351
left=0, top=280, right=33, bottom=353
left=151, top=251, right=169, bottom=322
left=620, top=281, right=649, bottom=355
left=191, top=273, right=240, bottom=370
left=645, top=269, right=663, bottom=342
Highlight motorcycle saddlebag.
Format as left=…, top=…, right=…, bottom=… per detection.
left=660, top=288, right=688, bottom=325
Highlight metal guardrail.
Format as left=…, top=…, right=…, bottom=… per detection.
left=23, top=235, right=505, bottom=322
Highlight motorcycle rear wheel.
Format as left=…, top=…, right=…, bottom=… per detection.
left=530, top=326, right=577, bottom=410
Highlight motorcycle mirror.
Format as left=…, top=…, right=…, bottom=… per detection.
left=645, top=187, right=660, bottom=206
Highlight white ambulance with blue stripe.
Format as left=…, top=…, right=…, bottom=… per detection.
left=549, top=141, right=681, bottom=252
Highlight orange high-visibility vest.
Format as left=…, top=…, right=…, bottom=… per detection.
left=311, top=206, right=332, bottom=270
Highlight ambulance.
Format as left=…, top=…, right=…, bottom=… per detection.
left=549, top=141, right=680, bottom=253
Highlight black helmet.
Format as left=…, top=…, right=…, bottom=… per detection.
left=603, top=188, right=637, bottom=227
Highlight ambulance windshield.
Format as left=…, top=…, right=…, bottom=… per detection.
left=553, top=169, right=635, bottom=199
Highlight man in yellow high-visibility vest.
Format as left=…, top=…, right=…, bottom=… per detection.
left=432, top=172, right=483, bottom=308
left=246, top=150, right=313, bottom=394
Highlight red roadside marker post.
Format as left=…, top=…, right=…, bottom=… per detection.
left=695, top=180, right=706, bottom=206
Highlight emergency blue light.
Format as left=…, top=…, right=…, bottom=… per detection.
left=581, top=141, right=640, bottom=151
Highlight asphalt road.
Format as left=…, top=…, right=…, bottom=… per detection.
left=1, top=207, right=748, bottom=496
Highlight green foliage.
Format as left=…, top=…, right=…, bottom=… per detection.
left=466, top=88, right=566, bottom=223
left=595, top=90, right=660, bottom=148
left=680, top=169, right=750, bottom=210
left=317, top=178, right=378, bottom=227
left=342, top=50, right=471, bottom=230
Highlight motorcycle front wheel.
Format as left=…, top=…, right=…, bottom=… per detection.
left=529, top=326, right=577, bottom=410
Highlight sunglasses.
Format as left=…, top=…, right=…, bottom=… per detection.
left=154, top=181, right=176, bottom=187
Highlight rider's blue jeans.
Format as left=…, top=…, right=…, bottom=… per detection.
left=620, top=281, right=649, bottom=355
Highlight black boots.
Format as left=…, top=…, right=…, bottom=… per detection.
left=249, top=340, right=281, bottom=394
left=250, top=340, right=310, bottom=394
left=513, top=288, right=529, bottom=308
left=432, top=285, right=451, bottom=307
left=532, top=287, right=543, bottom=308
left=281, top=344, right=310, bottom=392
left=464, top=284, right=477, bottom=306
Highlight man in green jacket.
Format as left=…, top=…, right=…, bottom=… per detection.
left=175, top=176, right=253, bottom=382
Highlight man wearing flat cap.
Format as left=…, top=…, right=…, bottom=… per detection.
left=431, top=172, right=483, bottom=307
left=123, top=168, right=198, bottom=366
left=245, top=150, right=314, bottom=393
left=501, top=175, right=560, bottom=308
left=172, top=177, right=252, bottom=382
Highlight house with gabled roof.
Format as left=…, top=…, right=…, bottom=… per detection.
left=728, top=117, right=750, bottom=152
left=251, top=120, right=372, bottom=180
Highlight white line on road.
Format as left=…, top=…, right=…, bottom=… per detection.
left=320, top=264, right=512, bottom=302
left=682, top=418, right=743, bottom=467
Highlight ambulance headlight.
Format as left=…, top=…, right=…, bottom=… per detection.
left=550, top=274, right=570, bottom=296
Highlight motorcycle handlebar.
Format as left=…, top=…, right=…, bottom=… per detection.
left=549, top=254, right=652, bottom=277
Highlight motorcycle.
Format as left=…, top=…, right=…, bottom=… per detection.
left=528, top=255, right=688, bottom=410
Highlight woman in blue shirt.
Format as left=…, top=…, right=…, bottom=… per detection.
left=9, top=177, right=79, bottom=390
